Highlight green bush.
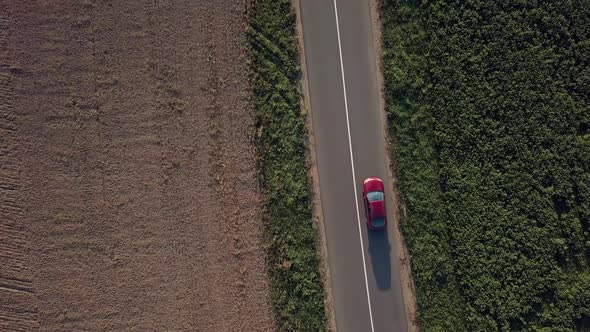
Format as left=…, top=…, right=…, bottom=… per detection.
left=381, top=0, right=590, bottom=330
left=248, top=1, right=326, bottom=331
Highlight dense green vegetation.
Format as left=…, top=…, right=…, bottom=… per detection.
left=381, top=0, right=590, bottom=330
left=248, top=1, right=326, bottom=331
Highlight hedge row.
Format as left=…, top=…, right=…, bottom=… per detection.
left=248, top=1, right=327, bottom=331
left=381, top=0, right=590, bottom=330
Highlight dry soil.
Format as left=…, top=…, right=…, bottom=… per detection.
left=0, top=1, right=274, bottom=331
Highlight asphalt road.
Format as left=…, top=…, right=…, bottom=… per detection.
left=299, top=0, right=408, bottom=331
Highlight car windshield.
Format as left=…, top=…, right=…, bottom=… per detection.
left=372, top=217, right=385, bottom=227
left=366, top=191, right=384, bottom=202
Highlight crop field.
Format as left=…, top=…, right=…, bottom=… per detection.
left=381, top=0, right=590, bottom=331
left=0, top=1, right=274, bottom=331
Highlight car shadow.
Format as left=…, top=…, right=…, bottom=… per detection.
left=367, top=229, right=391, bottom=290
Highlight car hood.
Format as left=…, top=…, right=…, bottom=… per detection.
left=364, top=179, right=384, bottom=193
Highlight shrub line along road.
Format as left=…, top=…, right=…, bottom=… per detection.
left=299, top=0, right=408, bottom=331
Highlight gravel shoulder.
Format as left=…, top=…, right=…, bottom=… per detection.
left=368, top=0, right=419, bottom=330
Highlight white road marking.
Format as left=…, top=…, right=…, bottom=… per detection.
left=331, top=0, right=375, bottom=331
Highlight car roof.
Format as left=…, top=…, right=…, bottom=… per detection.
left=370, top=201, right=385, bottom=218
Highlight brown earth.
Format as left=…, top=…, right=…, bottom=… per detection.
left=0, top=1, right=274, bottom=331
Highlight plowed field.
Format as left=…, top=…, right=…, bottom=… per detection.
left=0, top=1, right=274, bottom=331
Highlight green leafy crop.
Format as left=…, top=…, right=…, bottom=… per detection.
left=381, top=0, right=590, bottom=330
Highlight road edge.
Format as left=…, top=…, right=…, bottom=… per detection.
left=367, top=0, right=419, bottom=330
left=293, top=0, right=338, bottom=331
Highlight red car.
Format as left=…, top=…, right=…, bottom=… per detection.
left=362, top=177, right=387, bottom=230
